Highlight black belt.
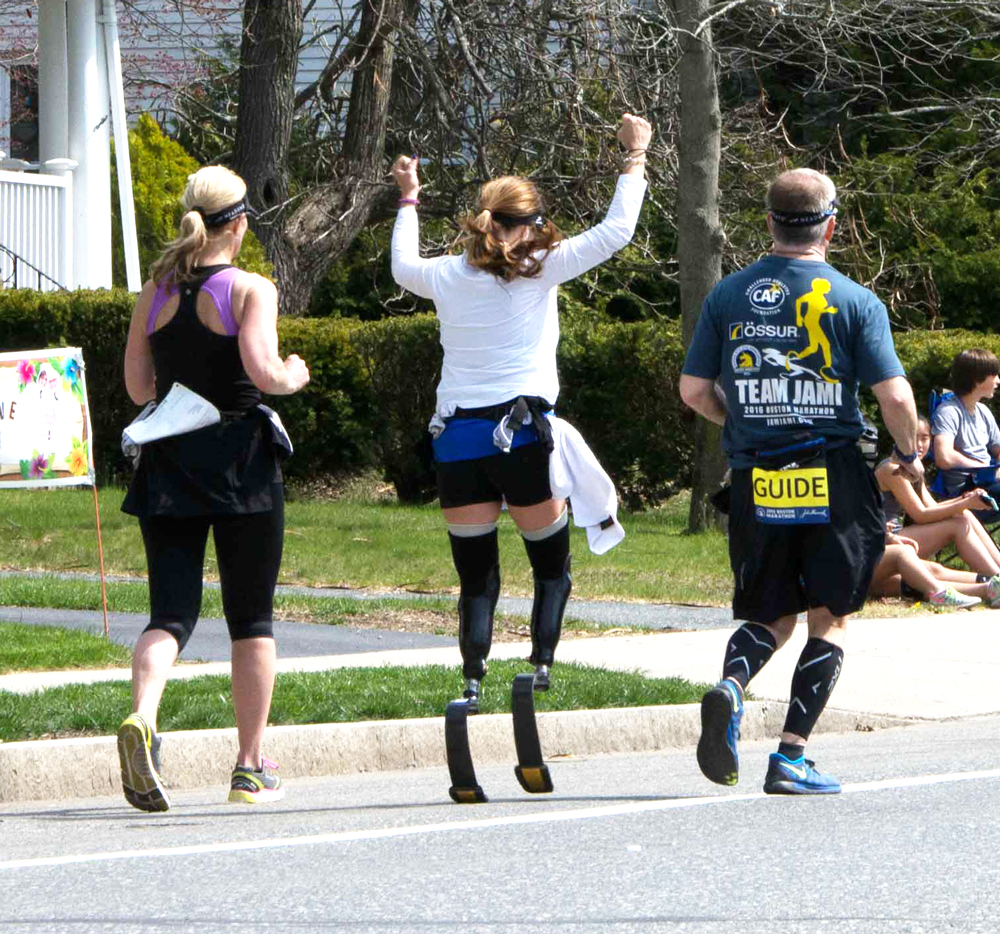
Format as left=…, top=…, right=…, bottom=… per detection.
left=452, top=396, right=552, bottom=422
left=450, top=396, right=555, bottom=455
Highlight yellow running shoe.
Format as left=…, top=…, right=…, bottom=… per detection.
left=117, top=713, right=170, bottom=812
left=228, top=757, right=285, bottom=804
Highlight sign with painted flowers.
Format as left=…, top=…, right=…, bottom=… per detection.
left=0, top=348, right=94, bottom=487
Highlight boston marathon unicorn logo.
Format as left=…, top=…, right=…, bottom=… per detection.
left=785, top=278, right=839, bottom=384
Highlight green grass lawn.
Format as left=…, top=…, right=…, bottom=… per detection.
left=0, top=485, right=734, bottom=605
left=0, top=621, right=133, bottom=675
left=0, top=653, right=712, bottom=743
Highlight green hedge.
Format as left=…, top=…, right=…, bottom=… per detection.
left=0, top=290, right=374, bottom=486
left=13, top=288, right=987, bottom=504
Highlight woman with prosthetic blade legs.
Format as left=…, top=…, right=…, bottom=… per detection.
left=391, top=113, right=650, bottom=709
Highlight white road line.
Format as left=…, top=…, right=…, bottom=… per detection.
left=4, top=767, right=1000, bottom=871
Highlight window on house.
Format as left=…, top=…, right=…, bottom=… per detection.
left=9, top=64, right=38, bottom=163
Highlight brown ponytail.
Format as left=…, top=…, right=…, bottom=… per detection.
left=459, top=176, right=562, bottom=281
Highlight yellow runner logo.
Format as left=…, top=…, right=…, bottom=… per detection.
left=785, top=278, right=839, bottom=384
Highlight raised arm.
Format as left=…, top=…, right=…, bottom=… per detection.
left=237, top=275, right=310, bottom=395
left=537, top=114, right=652, bottom=287
left=389, top=155, right=438, bottom=298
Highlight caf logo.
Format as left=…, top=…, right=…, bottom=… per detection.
left=746, top=278, right=790, bottom=315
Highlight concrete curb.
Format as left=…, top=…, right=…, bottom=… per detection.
left=0, top=702, right=915, bottom=803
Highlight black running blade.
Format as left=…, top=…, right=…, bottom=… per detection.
left=511, top=673, right=554, bottom=794
left=445, top=699, right=487, bottom=803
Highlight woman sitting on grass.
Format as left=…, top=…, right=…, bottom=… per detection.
left=869, top=526, right=997, bottom=610
left=874, top=416, right=1000, bottom=580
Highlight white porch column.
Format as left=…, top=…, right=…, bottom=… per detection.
left=67, top=0, right=112, bottom=289
left=38, top=0, right=69, bottom=165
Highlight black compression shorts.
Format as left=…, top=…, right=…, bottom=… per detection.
left=436, top=440, right=553, bottom=509
left=727, top=444, right=885, bottom=622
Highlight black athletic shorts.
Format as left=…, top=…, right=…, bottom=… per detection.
left=436, top=440, right=553, bottom=509
left=728, top=444, right=885, bottom=622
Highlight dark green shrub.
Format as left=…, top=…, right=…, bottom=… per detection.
left=557, top=314, right=690, bottom=508
left=350, top=314, right=442, bottom=503
left=274, top=317, right=374, bottom=479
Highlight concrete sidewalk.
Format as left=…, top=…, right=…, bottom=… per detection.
left=2, top=610, right=997, bottom=803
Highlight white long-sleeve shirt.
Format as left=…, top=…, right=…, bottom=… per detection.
left=391, top=174, right=648, bottom=416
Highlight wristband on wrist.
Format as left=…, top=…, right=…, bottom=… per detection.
left=893, top=445, right=918, bottom=464
left=398, top=198, right=420, bottom=206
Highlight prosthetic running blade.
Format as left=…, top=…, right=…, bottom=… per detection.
left=445, top=698, right=487, bottom=803
left=511, top=672, right=554, bottom=794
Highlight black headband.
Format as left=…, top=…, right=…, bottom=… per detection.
left=770, top=199, right=838, bottom=227
left=491, top=211, right=545, bottom=230
left=195, top=195, right=254, bottom=228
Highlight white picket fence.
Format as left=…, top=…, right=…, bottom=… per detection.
left=0, top=166, right=73, bottom=291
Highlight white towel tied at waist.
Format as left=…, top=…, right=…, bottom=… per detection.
left=547, top=416, right=625, bottom=555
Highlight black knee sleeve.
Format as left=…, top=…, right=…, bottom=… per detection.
left=783, top=637, right=844, bottom=740
left=449, top=530, right=500, bottom=681
left=722, top=623, right=777, bottom=691
left=523, top=523, right=572, bottom=667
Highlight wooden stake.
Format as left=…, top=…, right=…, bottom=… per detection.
left=92, top=483, right=110, bottom=638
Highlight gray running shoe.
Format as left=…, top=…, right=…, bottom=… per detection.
left=228, top=757, right=285, bottom=804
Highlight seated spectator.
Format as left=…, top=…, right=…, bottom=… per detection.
left=931, top=349, right=1000, bottom=519
left=870, top=528, right=997, bottom=610
left=875, top=416, right=1000, bottom=577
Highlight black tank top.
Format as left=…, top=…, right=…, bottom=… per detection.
left=149, top=265, right=260, bottom=415
left=122, top=265, right=281, bottom=517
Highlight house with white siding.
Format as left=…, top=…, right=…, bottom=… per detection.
left=0, top=0, right=343, bottom=290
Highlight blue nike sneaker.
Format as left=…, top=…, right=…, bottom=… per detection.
left=763, top=752, right=841, bottom=795
left=696, top=679, right=743, bottom=786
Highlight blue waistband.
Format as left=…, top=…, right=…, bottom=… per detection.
left=433, top=417, right=542, bottom=463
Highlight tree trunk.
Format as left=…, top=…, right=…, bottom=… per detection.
left=232, top=0, right=301, bottom=273
left=675, top=0, right=726, bottom=533
left=233, top=0, right=404, bottom=315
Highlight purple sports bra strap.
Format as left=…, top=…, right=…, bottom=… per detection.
left=200, top=267, right=241, bottom=336
left=146, top=268, right=241, bottom=337
left=146, top=281, right=176, bottom=335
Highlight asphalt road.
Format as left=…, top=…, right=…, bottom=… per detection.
left=3, top=716, right=999, bottom=933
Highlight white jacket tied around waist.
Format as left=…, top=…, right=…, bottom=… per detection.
left=548, top=416, right=625, bottom=556
left=391, top=174, right=648, bottom=416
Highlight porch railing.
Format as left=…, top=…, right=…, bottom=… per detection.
left=0, top=164, right=73, bottom=291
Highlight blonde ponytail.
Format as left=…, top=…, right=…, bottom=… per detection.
left=148, top=166, right=248, bottom=284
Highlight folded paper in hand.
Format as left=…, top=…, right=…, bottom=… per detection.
left=122, top=383, right=220, bottom=463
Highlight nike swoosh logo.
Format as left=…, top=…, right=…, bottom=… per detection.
left=782, top=762, right=808, bottom=779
